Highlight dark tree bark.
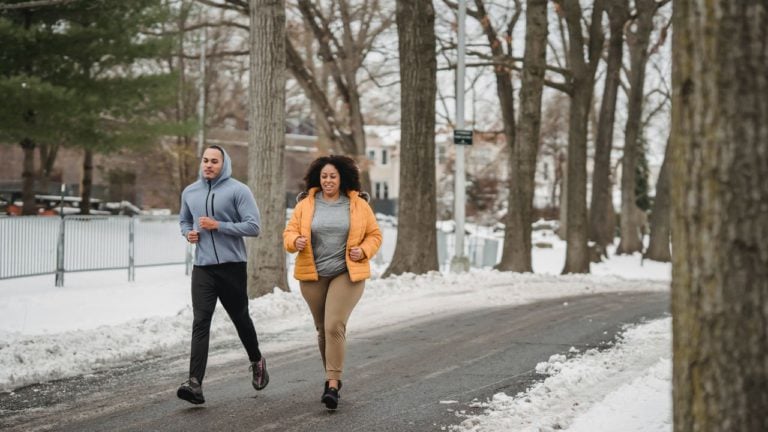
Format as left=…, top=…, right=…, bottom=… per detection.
left=671, top=1, right=768, bottom=430
left=643, top=138, right=671, bottom=262
left=383, top=0, right=439, bottom=277
left=247, top=0, right=288, bottom=297
left=589, top=0, right=628, bottom=251
left=556, top=0, right=604, bottom=274
left=617, top=0, right=662, bottom=254
left=502, top=0, right=548, bottom=271
left=79, top=148, right=93, bottom=215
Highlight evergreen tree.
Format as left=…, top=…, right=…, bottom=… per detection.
left=0, top=0, right=181, bottom=213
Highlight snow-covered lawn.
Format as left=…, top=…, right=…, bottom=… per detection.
left=0, top=233, right=672, bottom=431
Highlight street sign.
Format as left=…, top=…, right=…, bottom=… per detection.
left=453, top=129, right=473, bottom=145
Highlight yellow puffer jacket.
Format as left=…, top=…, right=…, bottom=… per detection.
left=283, top=188, right=383, bottom=282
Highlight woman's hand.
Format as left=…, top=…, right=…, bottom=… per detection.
left=294, top=236, right=307, bottom=251
left=349, top=247, right=365, bottom=262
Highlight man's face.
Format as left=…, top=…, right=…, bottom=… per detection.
left=201, top=148, right=224, bottom=180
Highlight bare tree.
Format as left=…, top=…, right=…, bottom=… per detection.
left=246, top=0, right=288, bottom=297
left=199, top=0, right=394, bottom=191
left=383, top=0, right=439, bottom=277
left=448, top=0, right=525, bottom=270
left=671, top=1, right=768, bottom=430
left=499, top=0, right=548, bottom=271
left=643, top=137, right=670, bottom=262
left=589, top=0, right=628, bottom=253
left=553, top=0, right=604, bottom=274
left=288, top=0, right=394, bottom=190
left=616, top=0, right=669, bottom=254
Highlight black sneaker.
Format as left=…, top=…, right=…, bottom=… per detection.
left=321, top=380, right=342, bottom=403
left=177, top=377, right=205, bottom=404
left=251, top=357, right=269, bottom=391
left=322, top=386, right=340, bottom=410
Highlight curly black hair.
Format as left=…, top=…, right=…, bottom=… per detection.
left=303, top=154, right=361, bottom=195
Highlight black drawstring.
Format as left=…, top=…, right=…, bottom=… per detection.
left=204, top=182, right=220, bottom=264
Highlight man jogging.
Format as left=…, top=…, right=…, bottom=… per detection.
left=176, top=145, right=268, bottom=404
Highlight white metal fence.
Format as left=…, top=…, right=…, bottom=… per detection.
left=0, top=215, right=503, bottom=286
left=0, top=215, right=188, bottom=286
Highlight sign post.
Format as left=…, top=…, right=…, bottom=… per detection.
left=450, top=0, right=470, bottom=273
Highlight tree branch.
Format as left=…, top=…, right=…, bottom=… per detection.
left=296, top=0, right=351, bottom=103
left=196, top=0, right=245, bottom=13
left=544, top=79, right=572, bottom=95
left=0, top=0, right=75, bottom=10
left=441, top=0, right=482, bottom=20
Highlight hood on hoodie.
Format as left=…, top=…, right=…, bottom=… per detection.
left=199, top=145, right=233, bottom=187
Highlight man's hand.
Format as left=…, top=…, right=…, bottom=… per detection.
left=294, top=236, right=307, bottom=251
left=198, top=217, right=219, bottom=231
left=349, top=247, right=365, bottom=262
left=186, top=230, right=199, bottom=243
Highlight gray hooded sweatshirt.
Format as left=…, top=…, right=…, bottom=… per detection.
left=179, top=147, right=261, bottom=266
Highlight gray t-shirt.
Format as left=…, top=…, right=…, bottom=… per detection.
left=311, top=192, right=350, bottom=277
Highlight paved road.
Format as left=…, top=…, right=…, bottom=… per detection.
left=0, top=291, right=668, bottom=432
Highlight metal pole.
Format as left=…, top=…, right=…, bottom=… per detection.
left=128, top=217, right=135, bottom=282
left=450, top=0, right=470, bottom=273
left=196, top=26, right=206, bottom=157
left=55, top=215, right=65, bottom=287
left=185, top=243, right=193, bottom=276
left=59, top=182, right=65, bottom=215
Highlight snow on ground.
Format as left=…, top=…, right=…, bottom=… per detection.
left=450, top=318, right=671, bottom=432
left=0, top=230, right=672, bottom=431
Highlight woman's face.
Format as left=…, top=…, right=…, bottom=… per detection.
left=320, top=163, right=341, bottom=197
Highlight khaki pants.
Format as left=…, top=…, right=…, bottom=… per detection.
left=300, top=272, right=365, bottom=381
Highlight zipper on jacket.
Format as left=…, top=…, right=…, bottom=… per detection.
left=205, top=182, right=220, bottom=264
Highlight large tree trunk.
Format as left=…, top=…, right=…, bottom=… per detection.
left=383, top=0, right=438, bottom=277
left=20, top=138, right=37, bottom=215
left=589, top=0, right=627, bottom=250
left=617, top=0, right=656, bottom=254
left=643, top=138, right=671, bottom=262
left=247, top=0, right=288, bottom=297
left=558, top=0, right=603, bottom=274
left=671, top=1, right=768, bottom=430
left=79, top=148, right=93, bottom=215
left=561, top=79, right=591, bottom=273
left=501, top=0, right=548, bottom=272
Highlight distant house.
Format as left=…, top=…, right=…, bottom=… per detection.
left=365, top=125, right=400, bottom=215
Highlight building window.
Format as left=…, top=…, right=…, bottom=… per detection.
left=375, top=182, right=381, bottom=200
left=381, top=149, right=388, bottom=165
left=383, top=182, right=389, bottom=200
left=368, top=150, right=375, bottom=161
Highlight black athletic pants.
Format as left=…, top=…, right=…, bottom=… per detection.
left=189, top=262, right=262, bottom=383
